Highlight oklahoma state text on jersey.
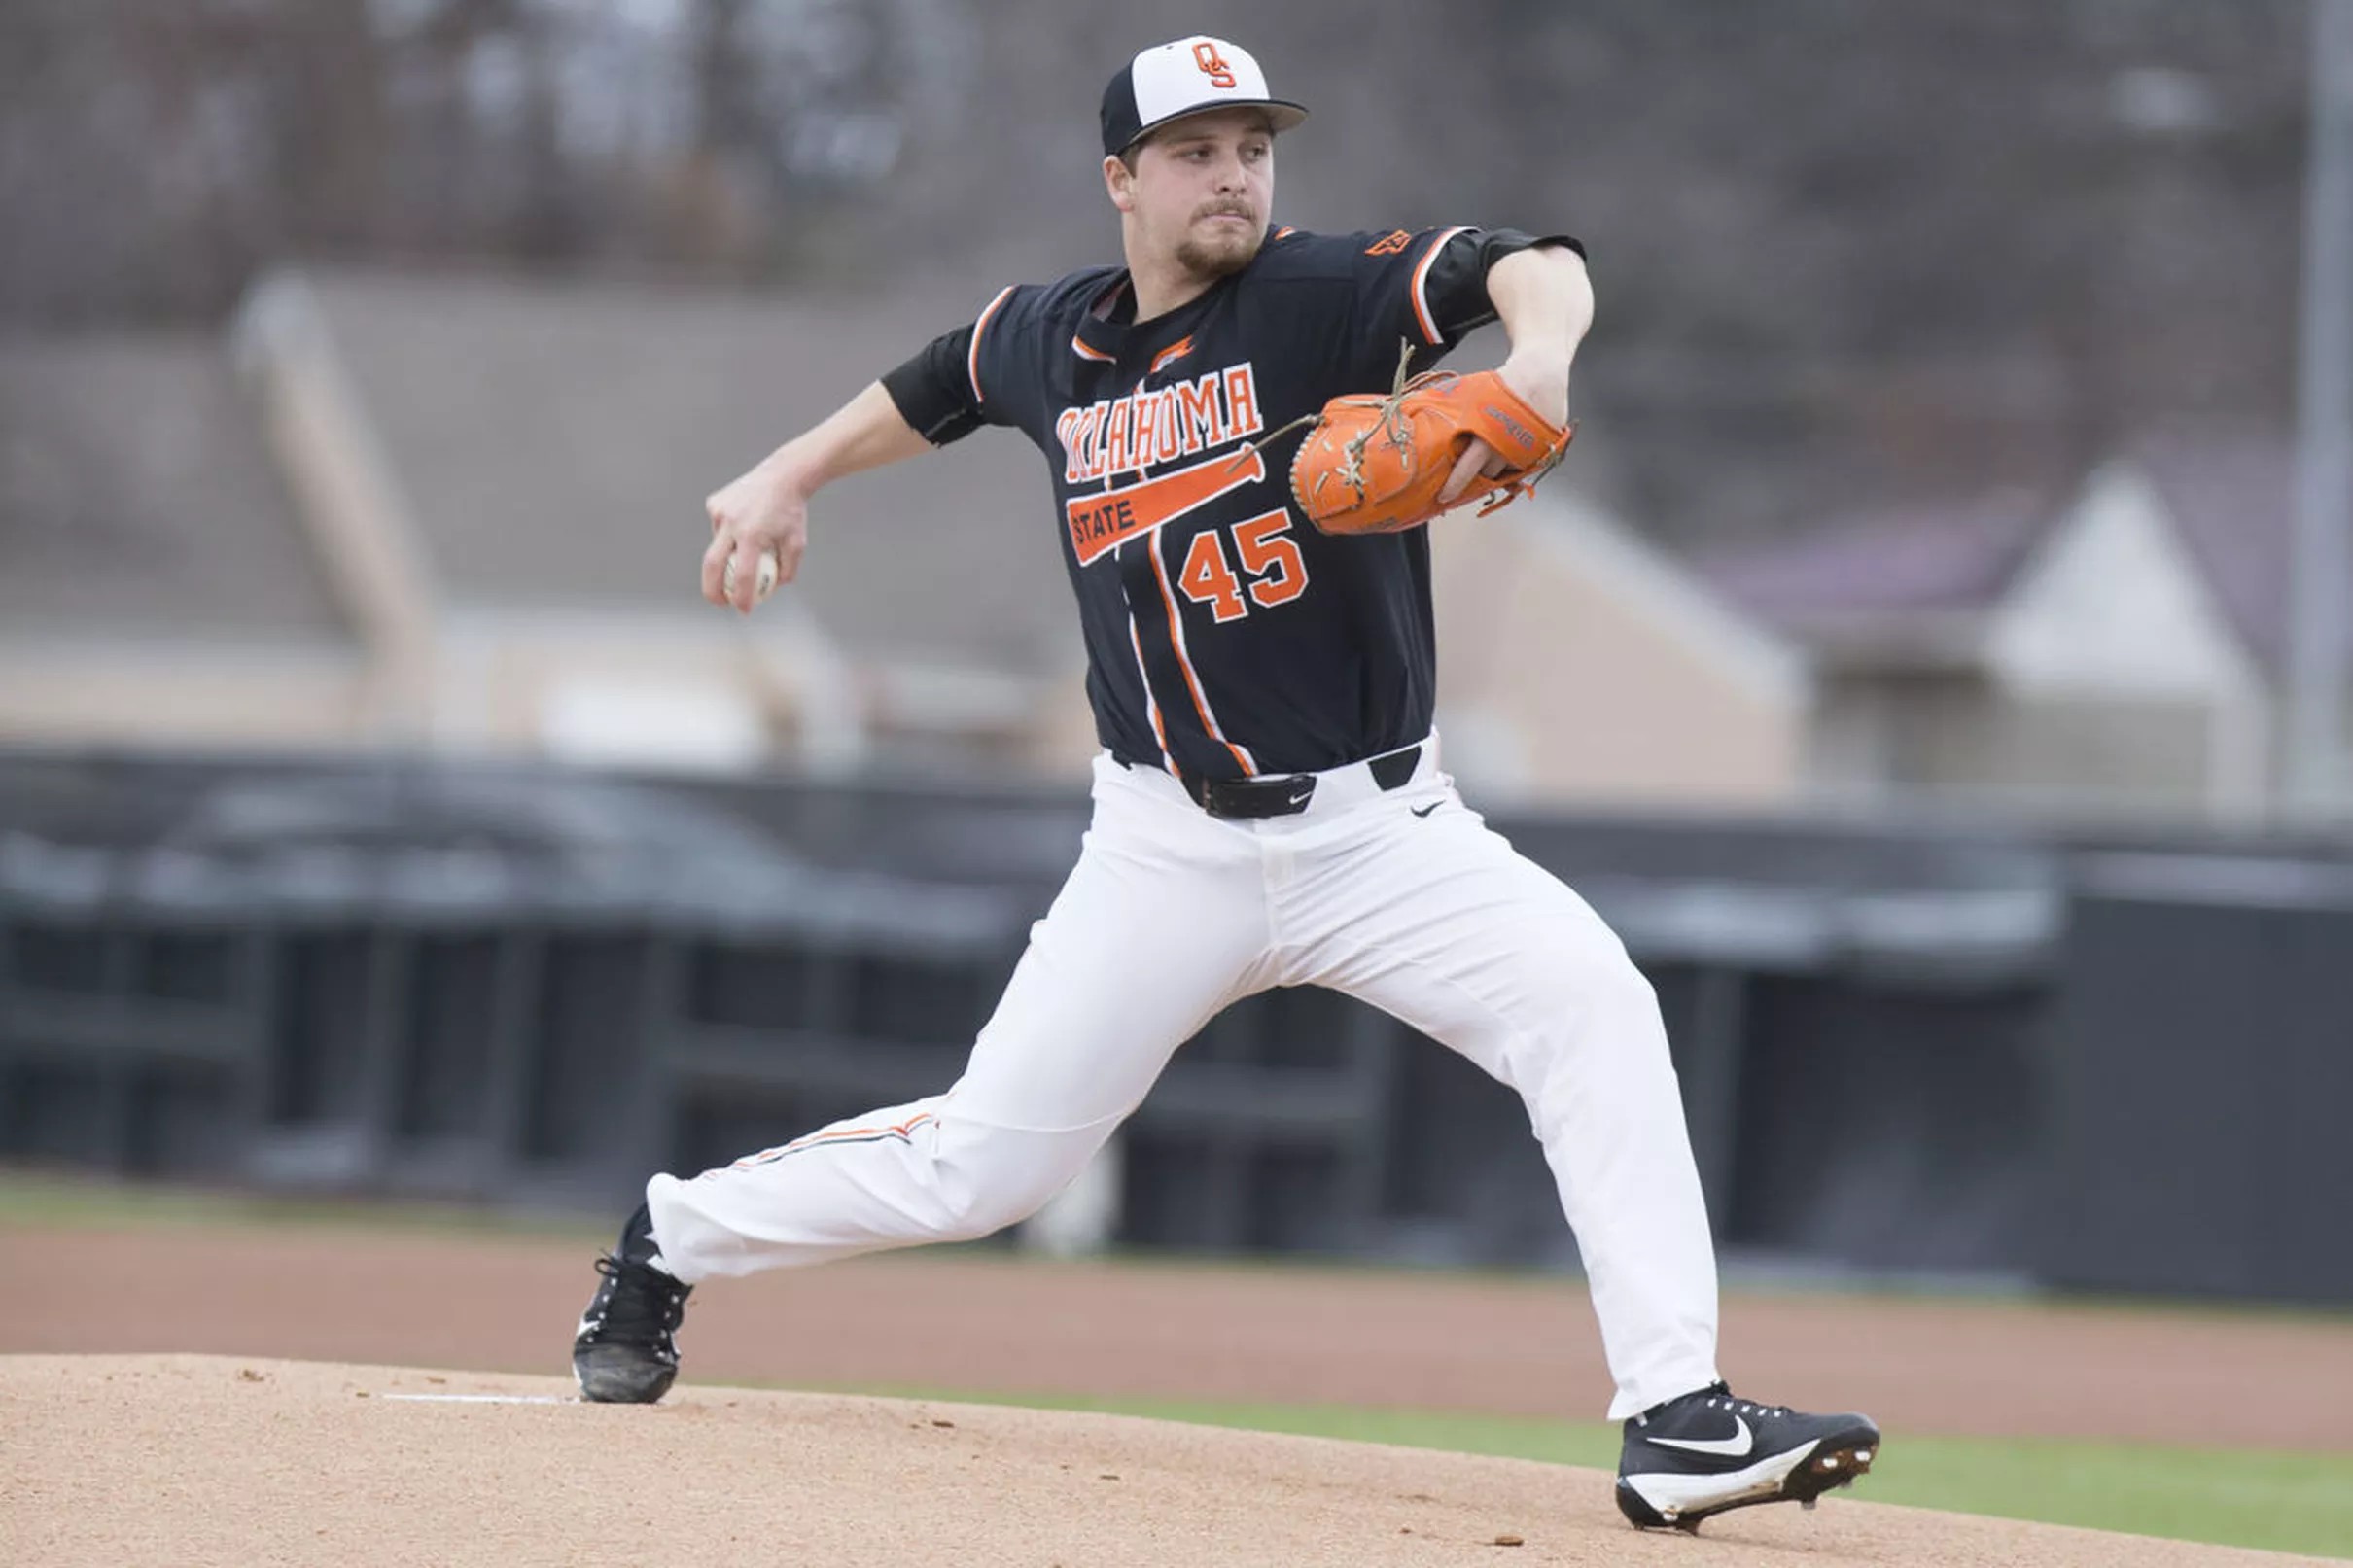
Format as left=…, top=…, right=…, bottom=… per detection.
left=1056, top=361, right=1264, bottom=485
left=882, top=225, right=1582, bottom=783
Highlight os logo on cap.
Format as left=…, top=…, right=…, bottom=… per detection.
left=1192, top=40, right=1237, bottom=89
left=1100, top=35, right=1311, bottom=157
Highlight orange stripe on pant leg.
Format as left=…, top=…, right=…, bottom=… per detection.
left=736, top=1112, right=937, bottom=1167
left=792, top=1112, right=934, bottom=1148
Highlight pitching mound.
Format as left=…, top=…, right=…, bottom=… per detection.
left=4, top=1355, right=2324, bottom=1567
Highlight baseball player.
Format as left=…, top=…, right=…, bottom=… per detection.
left=571, top=35, right=1881, bottom=1532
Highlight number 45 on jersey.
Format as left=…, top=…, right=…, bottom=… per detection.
left=1177, top=509, right=1307, bottom=623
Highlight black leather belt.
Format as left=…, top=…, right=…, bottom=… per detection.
left=1167, top=743, right=1423, bottom=820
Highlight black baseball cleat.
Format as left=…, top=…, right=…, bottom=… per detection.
left=571, top=1202, right=692, bottom=1404
left=1615, top=1382, right=1880, bottom=1532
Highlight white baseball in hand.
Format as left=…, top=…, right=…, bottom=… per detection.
left=724, top=548, right=780, bottom=605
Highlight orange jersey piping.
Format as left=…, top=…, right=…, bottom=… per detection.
left=1126, top=608, right=1174, bottom=768
left=967, top=287, right=1016, bottom=403
left=1148, top=539, right=1256, bottom=775
left=1410, top=226, right=1472, bottom=346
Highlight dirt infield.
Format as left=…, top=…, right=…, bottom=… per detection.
left=10, top=1355, right=2337, bottom=1568
left=5, top=1223, right=2349, bottom=1449
left=6, top=1220, right=2353, bottom=1566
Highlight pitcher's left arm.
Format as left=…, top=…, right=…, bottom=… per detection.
left=1440, top=243, right=1593, bottom=504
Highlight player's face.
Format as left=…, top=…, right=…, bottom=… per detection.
left=1108, top=111, right=1276, bottom=282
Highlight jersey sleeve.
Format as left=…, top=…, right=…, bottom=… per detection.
left=1348, top=226, right=1586, bottom=378
left=881, top=285, right=1035, bottom=446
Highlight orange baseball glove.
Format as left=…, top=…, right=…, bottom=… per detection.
left=1284, top=361, right=1576, bottom=537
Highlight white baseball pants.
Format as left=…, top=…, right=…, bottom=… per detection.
left=646, top=745, right=1722, bottom=1417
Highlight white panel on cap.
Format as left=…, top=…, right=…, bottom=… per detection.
left=1129, top=35, right=1272, bottom=127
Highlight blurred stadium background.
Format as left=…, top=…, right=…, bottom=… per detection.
left=3, top=0, right=2352, bottom=1310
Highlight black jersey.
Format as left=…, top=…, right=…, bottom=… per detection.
left=882, top=225, right=1580, bottom=783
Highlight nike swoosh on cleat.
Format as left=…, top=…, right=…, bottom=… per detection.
left=1410, top=803, right=1441, bottom=818
left=1649, top=1415, right=1754, bottom=1458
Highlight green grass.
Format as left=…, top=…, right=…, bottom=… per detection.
left=845, top=1387, right=2353, bottom=1560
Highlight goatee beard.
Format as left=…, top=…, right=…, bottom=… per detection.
left=1175, top=227, right=1260, bottom=281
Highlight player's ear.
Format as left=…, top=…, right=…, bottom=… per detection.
left=1103, top=153, right=1137, bottom=214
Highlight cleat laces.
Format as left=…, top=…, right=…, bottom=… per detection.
left=582, top=1256, right=688, bottom=1351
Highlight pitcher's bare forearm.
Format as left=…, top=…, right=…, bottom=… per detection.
left=1488, top=244, right=1594, bottom=424
left=702, top=382, right=931, bottom=612
left=756, top=381, right=933, bottom=498
left=1437, top=245, right=1593, bottom=504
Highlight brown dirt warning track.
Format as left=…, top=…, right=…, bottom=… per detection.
left=5, top=1217, right=2352, bottom=1566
